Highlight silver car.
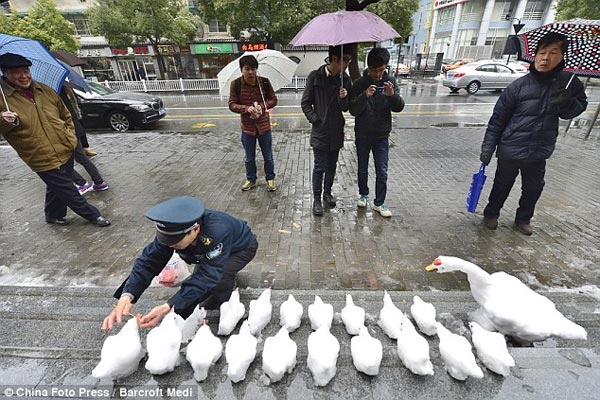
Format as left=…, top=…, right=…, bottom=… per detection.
left=443, top=61, right=527, bottom=94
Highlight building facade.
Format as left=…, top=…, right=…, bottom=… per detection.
left=408, top=0, right=558, bottom=63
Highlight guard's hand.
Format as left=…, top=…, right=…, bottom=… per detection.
left=101, top=296, right=133, bottom=331
left=480, top=152, right=492, bottom=166
left=365, top=85, right=376, bottom=97
left=1, top=111, right=19, bottom=125
left=339, top=87, right=348, bottom=99
left=383, top=81, right=395, bottom=96
left=139, top=303, right=171, bottom=329
left=550, top=88, right=574, bottom=108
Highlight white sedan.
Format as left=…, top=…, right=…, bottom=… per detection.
left=443, top=61, right=527, bottom=94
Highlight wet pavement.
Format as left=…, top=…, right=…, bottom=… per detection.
left=0, top=83, right=599, bottom=398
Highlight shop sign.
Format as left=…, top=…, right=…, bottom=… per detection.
left=157, top=44, right=180, bottom=54
left=111, top=46, right=149, bottom=56
left=434, top=0, right=469, bottom=10
left=193, top=43, right=234, bottom=54
left=78, top=48, right=102, bottom=57
left=241, top=42, right=268, bottom=52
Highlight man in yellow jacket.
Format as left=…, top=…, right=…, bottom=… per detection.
left=0, top=53, right=110, bottom=227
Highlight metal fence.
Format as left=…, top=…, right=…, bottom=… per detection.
left=100, top=76, right=309, bottom=93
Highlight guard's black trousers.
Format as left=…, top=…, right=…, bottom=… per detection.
left=483, top=158, right=546, bottom=224
left=36, top=155, right=101, bottom=222
left=179, top=239, right=259, bottom=318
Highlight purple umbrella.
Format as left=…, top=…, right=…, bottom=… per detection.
left=290, top=11, right=400, bottom=46
left=291, top=11, right=400, bottom=87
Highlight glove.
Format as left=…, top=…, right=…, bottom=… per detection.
left=550, top=88, right=574, bottom=108
left=480, top=152, right=492, bottom=166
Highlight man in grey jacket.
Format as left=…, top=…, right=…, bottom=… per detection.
left=480, top=32, right=587, bottom=235
left=349, top=47, right=405, bottom=217
left=301, top=45, right=352, bottom=216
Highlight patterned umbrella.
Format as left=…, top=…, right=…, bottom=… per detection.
left=0, top=33, right=68, bottom=92
left=516, top=18, right=600, bottom=78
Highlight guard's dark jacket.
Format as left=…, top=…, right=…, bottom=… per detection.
left=481, top=62, right=587, bottom=161
left=114, top=209, right=256, bottom=312
left=301, top=65, right=351, bottom=151
left=349, top=69, right=405, bottom=139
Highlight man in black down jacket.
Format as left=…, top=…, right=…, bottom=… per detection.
left=301, top=45, right=352, bottom=216
left=480, top=32, right=587, bottom=235
left=349, top=47, right=405, bottom=217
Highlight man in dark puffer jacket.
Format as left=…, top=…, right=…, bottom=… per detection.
left=480, top=32, right=587, bottom=235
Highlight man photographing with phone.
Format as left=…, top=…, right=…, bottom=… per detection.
left=349, top=47, right=404, bottom=217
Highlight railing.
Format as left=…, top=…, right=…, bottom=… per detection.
left=101, top=76, right=309, bottom=93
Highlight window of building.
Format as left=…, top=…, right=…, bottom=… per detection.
left=438, top=7, right=456, bottom=26
left=208, top=19, right=228, bottom=33
left=461, top=1, right=484, bottom=22
left=491, top=1, right=513, bottom=21
left=66, top=15, right=91, bottom=36
left=523, top=1, right=545, bottom=20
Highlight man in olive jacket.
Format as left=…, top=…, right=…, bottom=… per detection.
left=0, top=53, right=110, bottom=227
left=480, top=33, right=587, bottom=235
left=301, top=45, right=352, bottom=216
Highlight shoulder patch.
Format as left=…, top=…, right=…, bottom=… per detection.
left=199, top=235, right=211, bottom=246
left=206, top=243, right=223, bottom=260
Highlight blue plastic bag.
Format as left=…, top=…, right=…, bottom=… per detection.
left=466, top=163, right=487, bottom=213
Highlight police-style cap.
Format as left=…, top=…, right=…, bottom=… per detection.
left=145, top=197, right=205, bottom=246
left=0, top=53, right=32, bottom=69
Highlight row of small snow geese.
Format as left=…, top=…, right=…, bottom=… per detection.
left=93, top=256, right=586, bottom=386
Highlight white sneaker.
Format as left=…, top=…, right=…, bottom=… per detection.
left=357, top=195, right=368, bottom=208
left=373, top=204, right=392, bottom=217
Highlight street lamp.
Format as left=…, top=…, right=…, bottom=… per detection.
left=504, top=15, right=525, bottom=64
left=505, top=15, right=525, bottom=35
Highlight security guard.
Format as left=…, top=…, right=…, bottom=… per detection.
left=101, top=196, right=258, bottom=330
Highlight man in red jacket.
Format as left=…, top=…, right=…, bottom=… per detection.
left=228, top=55, right=278, bottom=192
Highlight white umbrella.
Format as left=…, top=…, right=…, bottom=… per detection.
left=217, top=49, right=298, bottom=96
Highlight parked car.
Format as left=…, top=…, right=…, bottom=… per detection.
left=74, top=81, right=166, bottom=132
left=442, top=61, right=527, bottom=94
left=393, top=63, right=410, bottom=78
left=442, top=58, right=474, bottom=73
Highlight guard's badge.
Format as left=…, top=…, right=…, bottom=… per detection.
left=200, top=235, right=211, bottom=246
left=206, top=243, right=223, bottom=260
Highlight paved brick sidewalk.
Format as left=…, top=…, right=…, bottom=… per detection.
left=0, top=127, right=599, bottom=292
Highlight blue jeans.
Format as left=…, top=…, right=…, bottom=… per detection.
left=241, top=131, right=275, bottom=182
left=356, top=137, right=389, bottom=206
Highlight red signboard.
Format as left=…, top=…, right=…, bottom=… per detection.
left=241, top=43, right=268, bottom=52
left=111, top=46, right=149, bottom=56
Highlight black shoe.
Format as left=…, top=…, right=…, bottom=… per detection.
left=312, top=198, right=323, bottom=216
left=46, top=217, right=69, bottom=226
left=323, top=192, right=337, bottom=207
left=95, top=216, right=111, bottom=227
left=515, top=222, right=533, bottom=236
left=483, top=217, right=498, bottom=230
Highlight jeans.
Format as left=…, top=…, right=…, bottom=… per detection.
left=312, top=147, right=340, bottom=195
left=483, top=159, right=546, bottom=224
left=356, top=137, right=389, bottom=206
left=241, top=131, right=275, bottom=182
left=73, top=140, right=103, bottom=185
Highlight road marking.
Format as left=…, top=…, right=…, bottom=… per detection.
left=166, top=103, right=496, bottom=111
left=192, top=122, right=216, bottom=128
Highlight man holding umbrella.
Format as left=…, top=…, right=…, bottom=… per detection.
left=0, top=53, right=110, bottom=227
left=301, top=45, right=352, bottom=216
left=480, top=32, right=587, bottom=235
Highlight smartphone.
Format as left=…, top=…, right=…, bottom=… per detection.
left=374, top=86, right=384, bottom=95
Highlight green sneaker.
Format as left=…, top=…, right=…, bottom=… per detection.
left=241, top=180, right=256, bottom=191
left=266, top=179, right=277, bottom=192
